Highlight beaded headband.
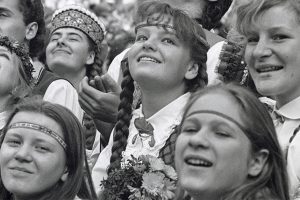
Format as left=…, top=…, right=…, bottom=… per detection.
left=50, top=5, right=106, bottom=47
left=185, top=110, right=247, bottom=134
left=8, top=122, right=67, bottom=150
left=135, top=23, right=210, bottom=49
left=0, top=36, right=34, bottom=84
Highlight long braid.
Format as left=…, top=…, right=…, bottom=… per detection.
left=108, top=58, right=134, bottom=172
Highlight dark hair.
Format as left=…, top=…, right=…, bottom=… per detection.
left=108, top=1, right=209, bottom=171
left=199, top=0, right=233, bottom=30
left=18, top=0, right=46, bottom=58
left=0, top=98, right=88, bottom=200
left=176, top=83, right=290, bottom=200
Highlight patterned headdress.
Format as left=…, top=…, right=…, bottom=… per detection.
left=50, top=5, right=106, bottom=47
left=0, top=35, right=34, bottom=85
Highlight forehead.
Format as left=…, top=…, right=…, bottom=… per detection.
left=246, top=4, right=299, bottom=34
left=186, top=92, right=242, bottom=125
left=52, top=27, right=89, bottom=38
left=8, top=111, right=64, bottom=139
left=0, top=0, right=21, bottom=13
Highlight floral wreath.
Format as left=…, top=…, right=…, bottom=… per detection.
left=0, top=35, right=34, bottom=84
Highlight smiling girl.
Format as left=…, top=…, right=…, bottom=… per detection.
left=91, top=1, right=209, bottom=194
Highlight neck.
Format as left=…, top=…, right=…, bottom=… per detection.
left=141, top=86, right=185, bottom=118
left=55, top=69, right=86, bottom=91
left=275, top=93, right=300, bottom=109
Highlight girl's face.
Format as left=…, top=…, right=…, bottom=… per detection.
left=175, top=92, right=255, bottom=200
left=128, top=16, right=197, bottom=92
left=46, top=27, right=95, bottom=78
left=0, top=46, right=19, bottom=97
left=0, top=111, right=68, bottom=199
left=244, top=4, right=300, bottom=107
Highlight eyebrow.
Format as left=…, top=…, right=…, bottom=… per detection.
left=0, top=50, right=11, bottom=60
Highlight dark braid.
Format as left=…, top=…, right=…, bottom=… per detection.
left=108, top=58, right=134, bottom=172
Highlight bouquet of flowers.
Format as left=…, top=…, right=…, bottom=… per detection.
left=100, top=155, right=178, bottom=200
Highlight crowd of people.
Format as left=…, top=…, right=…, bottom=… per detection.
left=0, top=0, right=299, bottom=200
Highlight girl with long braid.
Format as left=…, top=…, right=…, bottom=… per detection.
left=91, top=1, right=209, bottom=194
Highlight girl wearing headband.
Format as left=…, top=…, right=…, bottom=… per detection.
left=0, top=98, right=96, bottom=200
left=175, top=84, right=289, bottom=200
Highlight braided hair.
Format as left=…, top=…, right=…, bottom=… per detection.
left=108, top=1, right=209, bottom=172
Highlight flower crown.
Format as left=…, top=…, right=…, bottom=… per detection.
left=51, top=5, right=106, bottom=47
left=0, top=35, right=34, bottom=84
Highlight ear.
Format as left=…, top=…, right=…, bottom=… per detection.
left=184, top=62, right=199, bottom=80
left=60, top=168, right=69, bottom=182
left=25, top=22, right=38, bottom=40
left=248, top=149, right=269, bottom=177
left=86, top=50, right=96, bottom=65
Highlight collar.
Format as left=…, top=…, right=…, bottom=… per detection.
left=275, top=96, right=300, bottom=120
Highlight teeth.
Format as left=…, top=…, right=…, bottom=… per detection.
left=185, top=158, right=212, bottom=167
left=257, top=65, right=283, bottom=73
left=138, top=56, right=160, bottom=63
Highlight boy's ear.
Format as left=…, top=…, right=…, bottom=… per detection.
left=248, top=149, right=269, bottom=177
left=25, top=22, right=38, bottom=40
left=185, top=62, right=199, bottom=80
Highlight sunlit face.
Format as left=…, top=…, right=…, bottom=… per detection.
left=161, top=0, right=207, bottom=19
left=175, top=92, right=253, bottom=200
left=244, top=4, right=300, bottom=107
left=128, top=16, right=196, bottom=93
left=0, top=0, right=28, bottom=43
left=0, top=111, right=67, bottom=199
left=0, top=45, right=20, bottom=97
left=46, top=27, right=95, bottom=79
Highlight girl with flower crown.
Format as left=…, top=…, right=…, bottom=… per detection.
left=0, top=36, right=34, bottom=130
left=91, top=1, right=209, bottom=195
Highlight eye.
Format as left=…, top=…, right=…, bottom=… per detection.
left=5, top=139, right=21, bottom=147
left=162, top=38, right=175, bottom=45
left=247, top=36, right=258, bottom=43
left=0, top=12, right=8, bottom=17
left=181, top=125, right=198, bottom=134
left=215, top=130, right=230, bottom=138
left=135, top=35, right=147, bottom=42
left=50, top=36, right=59, bottom=42
left=68, top=37, right=79, bottom=42
left=35, top=145, right=50, bottom=153
left=272, top=34, right=288, bottom=41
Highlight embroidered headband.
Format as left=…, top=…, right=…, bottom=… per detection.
left=135, top=23, right=210, bottom=49
left=8, top=122, right=67, bottom=150
left=50, top=5, right=106, bottom=47
left=185, top=110, right=248, bottom=134
left=0, top=36, right=34, bottom=84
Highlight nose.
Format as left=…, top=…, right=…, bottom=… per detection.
left=56, top=36, right=66, bottom=47
left=188, top=128, right=210, bottom=149
left=14, top=144, right=33, bottom=162
left=142, top=38, right=157, bottom=51
left=252, top=38, right=272, bottom=60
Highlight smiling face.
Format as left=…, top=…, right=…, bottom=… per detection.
left=128, top=16, right=197, bottom=93
left=244, top=4, right=300, bottom=107
left=46, top=27, right=95, bottom=79
left=0, top=46, right=20, bottom=98
left=175, top=92, right=254, bottom=200
left=0, top=111, right=67, bottom=199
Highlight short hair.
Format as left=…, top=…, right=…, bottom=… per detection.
left=236, top=0, right=300, bottom=37
left=178, top=83, right=290, bottom=200
left=0, top=98, right=85, bottom=200
left=18, top=0, right=46, bottom=58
